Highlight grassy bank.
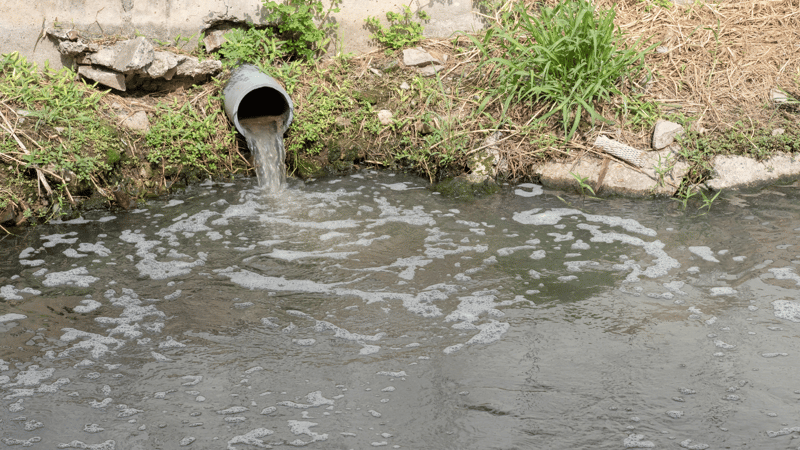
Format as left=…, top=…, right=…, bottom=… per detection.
left=1, top=0, right=799, bottom=231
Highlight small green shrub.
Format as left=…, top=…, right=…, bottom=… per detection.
left=217, top=27, right=281, bottom=68
left=261, top=0, right=341, bottom=60
left=471, top=0, right=657, bottom=139
left=365, top=6, right=430, bottom=50
left=145, top=95, right=233, bottom=173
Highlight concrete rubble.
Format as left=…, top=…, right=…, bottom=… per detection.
left=706, top=153, right=800, bottom=190
left=537, top=147, right=689, bottom=197
left=49, top=31, right=222, bottom=92
left=402, top=47, right=444, bottom=76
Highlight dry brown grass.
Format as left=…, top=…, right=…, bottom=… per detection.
left=613, top=0, right=800, bottom=131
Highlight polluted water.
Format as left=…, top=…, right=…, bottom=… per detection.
left=240, top=115, right=286, bottom=193
left=3, top=173, right=800, bottom=449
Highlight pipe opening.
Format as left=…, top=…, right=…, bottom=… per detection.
left=236, top=86, right=290, bottom=121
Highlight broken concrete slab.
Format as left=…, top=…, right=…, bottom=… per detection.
left=706, top=153, right=800, bottom=190
left=537, top=148, right=688, bottom=197
left=77, top=65, right=126, bottom=91
left=112, top=37, right=155, bottom=73
left=174, top=57, right=222, bottom=78
left=203, top=30, right=228, bottom=53
left=652, top=120, right=684, bottom=150
left=58, top=41, right=87, bottom=56
left=403, top=47, right=442, bottom=67
left=146, top=51, right=180, bottom=79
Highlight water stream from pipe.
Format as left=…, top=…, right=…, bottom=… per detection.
left=239, top=116, right=286, bottom=193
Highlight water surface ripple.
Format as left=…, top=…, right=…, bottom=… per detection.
left=2, top=173, right=800, bottom=449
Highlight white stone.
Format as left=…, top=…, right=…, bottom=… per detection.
left=402, top=47, right=441, bottom=67
left=78, top=65, right=126, bottom=91
left=111, top=37, right=155, bottom=73
left=120, top=111, right=150, bottom=132
left=377, top=110, right=393, bottom=125
left=146, top=51, right=180, bottom=78
left=706, top=153, right=800, bottom=190
left=652, top=119, right=684, bottom=150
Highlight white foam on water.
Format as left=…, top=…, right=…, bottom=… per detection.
left=443, top=344, right=464, bottom=354
left=513, top=208, right=577, bottom=226
left=769, top=267, right=800, bottom=285
left=445, top=292, right=514, bottom=324
left=227, top=428, right=274, bottom=450
left=548, top=231, right=574, bottom=242
left=465, top=320, right=510, bottom=345
left=360, top=344, right=380, bottom=355
left=581, top=224, right=679, bottom=280
left=380, top=182, right=417, bottom=191
left=181, top=375, right=203, bottom=386
left=287, top=420, right=328, bottom=445
left=43, top=267, right=99, bottom=287
left=761, top=352, right=789, bottom=358
left=772, top=300, right=800, bottom=322
left=497, top=245, right=537, bottom=256
left=19, top=259, right=45, bottom=267
left=314, top=320, right=385, bottom=342
left=278, top=391, right=335, bottom=409
left=41, top=232, right=78, bottom=247
left=679, top=439, right=709, bottom=449
left=259, top=215, right=360, bottom=230
left=376, top=371, right=406, bottom=378
left=564, top=260, right=600, bottom=272
left=217, top=406, right=249, bottom=415
left=514, top=183, right=543, bottom=197
left=268, top=249, right=358, bottom=261
left=623, top=434, right=655, bottom=448
left=714, top=340, right=735, bottom=349
left=0, top=313, right=27, bottom=323
left=59, top=329, right=124, bottom=359
left=2, top=438, right=42, bottom=447
left=368, top=197, right=436, bottom=228
left=8, top=366, right=54, bottom=387
left=151, top=352, right=171, bottom=362
left=74, top=299, right=102, bottom=313
left=158, top=337, right=186, bottom=348
left=710, top=287, right=737, bottom=296
left=293, top=339, right=316, bottom=346
left=582, top=214, right=657, bottom=236
left=688, top=246, right=720, bottom=262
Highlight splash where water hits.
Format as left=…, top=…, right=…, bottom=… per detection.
left=2, top=173, right=800, bottom=449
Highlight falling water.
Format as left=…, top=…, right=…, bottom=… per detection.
left=239, top=116, right=286, bottom=193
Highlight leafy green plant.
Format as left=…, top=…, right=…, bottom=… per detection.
left=261, top=0, right=341, bottom=60
left=217, top=27, right=281, bottom=68
left=145, top=93, right=233, bottom=174
left=470, top=0, right=657, bottom=139
left=570, top=171, right=596, bottom=197
left=365, top=6, right=431, bottom=50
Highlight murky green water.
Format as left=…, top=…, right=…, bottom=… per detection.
left=2, top=173, right=800, bottom=450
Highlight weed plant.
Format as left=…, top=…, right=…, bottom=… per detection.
left=470, top=0, right=656, bottom=139
left=0, top=53, right=121, bottom=207
left=365, top=6, right=430, bottom=51
left=261, top=0, right=341, bottom=60
left=145, top=92, right=235, bottom=175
